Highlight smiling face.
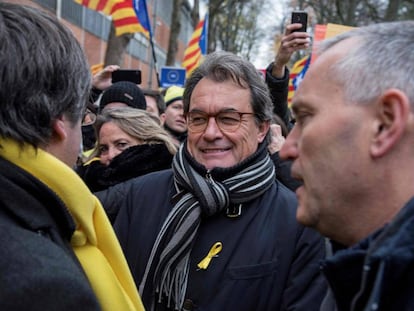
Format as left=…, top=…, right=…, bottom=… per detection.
left=186, top=78, right=269, bottom=170
left=98, top=121, right=142, bottom=165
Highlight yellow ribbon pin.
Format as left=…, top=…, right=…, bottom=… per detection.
left=197, top=242, right=223, bottom=270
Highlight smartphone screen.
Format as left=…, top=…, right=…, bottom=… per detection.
left=112, top=69, right=142, bottom=84
left=291, top=11, right=308, bottom=32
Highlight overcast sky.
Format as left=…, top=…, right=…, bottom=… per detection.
left=188, top=0, right=289, bottom=68
left=254, top=0, right=288, bottom=68
left=198, top=0, right=288, bottom=68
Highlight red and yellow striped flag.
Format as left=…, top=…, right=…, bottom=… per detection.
left=74, top=0, right=152, bottom=37
left=288, top=55, right=311, bottom=106
left=90, top=63, right=104, bottom=75
left=182, top=14, right=208, bottom=78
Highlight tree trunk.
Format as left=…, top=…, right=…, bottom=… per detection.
left=385, top=0, right=401, bottom=21
left=104, top=23, right=133, bottom=67
left=166, top=0, right=183, bottom=66
left=191, top=0, right=200, bottom=27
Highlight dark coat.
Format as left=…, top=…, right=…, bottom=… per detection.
left=103, top=169, right=327, bottom=311
left=88, top=144, right=173, bottom=223
left=265, top=63, right=291, bottom=128
left=78, top=143, right=174, bottom=193
left=0, top=157, right=101, bottom=311
left=321, top=197, right=414, bottom=311
left=271, top=151, right=302, bottom=191
left=265, top=65, right=302, bottom=191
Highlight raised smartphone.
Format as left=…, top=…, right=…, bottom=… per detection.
left=112, top=69, right=142, bottom=84
left=291, top=11, right=308, bottom=32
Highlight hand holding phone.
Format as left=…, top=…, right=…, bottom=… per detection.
left=291, top=11, right=308, bottom=32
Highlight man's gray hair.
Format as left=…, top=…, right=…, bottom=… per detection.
left=317, top=21, right=414, bottom=108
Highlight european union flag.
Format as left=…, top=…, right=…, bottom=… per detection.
left=133, top=0, right=152, bottom=38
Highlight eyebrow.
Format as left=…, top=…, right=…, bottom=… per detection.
left=113, top=139, right=131, bottom=144
left=290, top=97, right=308, bottom=112
left=171, top=102, right=184, bottom=107
left=291, top=99, right=316, bottom=116
left=290, top=103, right=300, bottom=115
left=189, top=107, right=239, bottom=113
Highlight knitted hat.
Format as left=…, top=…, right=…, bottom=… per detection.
left=100, top=81, right=146, bottom=111
left=164, top=85, right=184, bottom=107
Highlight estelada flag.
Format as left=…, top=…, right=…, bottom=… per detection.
left=288, top=55, right=311, bottom=106
left=91, top=63, right=104, bottom=75
left=74, top=0, right=152, bottom=37
left=182, top=14, right=208, bottom=78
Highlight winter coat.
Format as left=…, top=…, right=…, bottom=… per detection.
left=99, top=168, right=327, bottom=311
left=0, top=156, right=101, bottom=311
left=78, top=143, right=174, bottom=193
left=270, top=151, right=302, bottom=191
left=265, top=65, right=302, bottom=191
left=265, top=63, right=292, bottom=128
left=321, top=197, right=414, bottom=311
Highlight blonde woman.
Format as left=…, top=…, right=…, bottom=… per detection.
left=78, top=107, right=176, bottom=197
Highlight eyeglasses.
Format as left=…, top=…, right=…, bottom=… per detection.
left=186, top=110, right=256, bottom=133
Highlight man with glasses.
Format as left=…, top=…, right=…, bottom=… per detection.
left=98, top=51, right=327, bottom=311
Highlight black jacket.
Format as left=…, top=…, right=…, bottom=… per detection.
left=321, top=197, right=414, bottom=311
left=0, top=157, right=101, bottom=311
left=266, top=63, right=292, bottom=128
left=265, top=64, right=302, bottom=191
left=98, top=169, right=327, bottom=311
left=271, top=151, right=302, bottom=191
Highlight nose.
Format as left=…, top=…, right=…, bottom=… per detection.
left=105, top=147, right=122, bottom=165
left=279, top=126, right=299, bottom=161
left=178, top=109, right=186, bottom=121
left=202, top=116, right=223, bottom=140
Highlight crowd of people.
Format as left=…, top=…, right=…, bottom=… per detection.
left=1, top=2, right=414, bottom=311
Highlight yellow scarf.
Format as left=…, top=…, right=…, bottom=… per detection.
left=0, top=139, right=144, bottom=311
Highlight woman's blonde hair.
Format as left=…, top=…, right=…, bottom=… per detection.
left=89, top=107, right=177, bottom=159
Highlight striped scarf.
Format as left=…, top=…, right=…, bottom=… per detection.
left=139, top=141, right=275, bottom=310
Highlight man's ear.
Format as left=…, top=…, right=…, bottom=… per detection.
left=50, top=116, right=68, bottom=143
left=159, top=112, right=167, bottom=125
left=370, top=89, right=410, bottom=157
left=257, top=120, right=270, bottom=143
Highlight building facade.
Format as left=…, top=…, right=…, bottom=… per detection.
left=9, top=0, right=194, bottom=88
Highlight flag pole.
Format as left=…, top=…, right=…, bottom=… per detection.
left=149, top=36, right=160, bottom=88
left=147, top=0, right=160, bottom=88
left=202, top=13, right=209, bottom=54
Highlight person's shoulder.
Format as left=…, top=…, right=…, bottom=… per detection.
left=259, top=180, right=298, bottom=219
left=0, top=222, right=101, bottom=310
left=129, top=168, right=174, bottom=185
left=108, top=168, right=173, bottom=187
left=275, top=179, right=298, bottom=202
left=112, top=168, right=175, bottom=198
